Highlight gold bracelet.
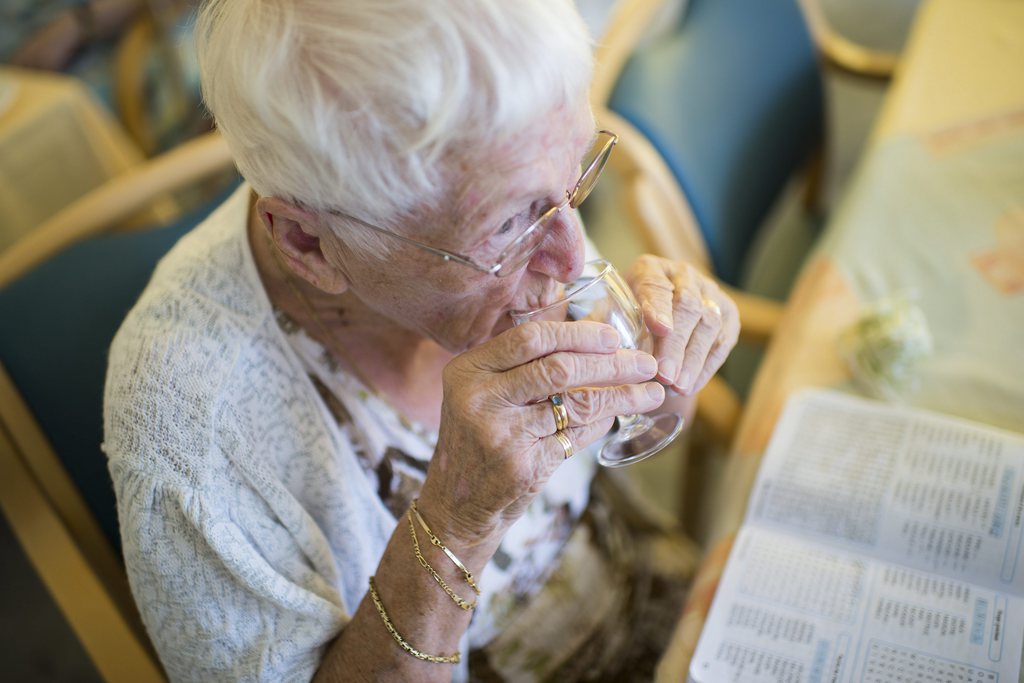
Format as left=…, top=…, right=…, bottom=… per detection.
left=368, top=577, right=461, bottom=665
left=408, top=511, right=476, bottom=610
left=410, top=500, right=481, bottom=595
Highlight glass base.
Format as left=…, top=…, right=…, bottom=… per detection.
left=597, top=412, right=685, bottom=468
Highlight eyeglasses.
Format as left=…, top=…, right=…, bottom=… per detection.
left=325, top=130, right=618, bottom=277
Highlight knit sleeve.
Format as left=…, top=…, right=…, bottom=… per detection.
left=113, top=467, right=348, bottom=683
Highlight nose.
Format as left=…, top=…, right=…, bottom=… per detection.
left=525, top=209, right=586, bottom=282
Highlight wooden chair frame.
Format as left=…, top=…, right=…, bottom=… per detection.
left=0, top=366, right=164, bottom=681
left=591, top=0, right=898, bottom=101
left=594, top=105, right=783, bottom=445
left=115, top=4, right=199, bottom=157
left=0, top=130, right=233, bottom=681
left=591, top=0, right=791, bottom=445
left=0, top=132, right=231, bottom=289
left=796, top=0, right=900, bottom=80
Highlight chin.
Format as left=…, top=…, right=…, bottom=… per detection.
left=454, top=313, right=515, bottom=353
left=431, top=321, right=504, bottom=355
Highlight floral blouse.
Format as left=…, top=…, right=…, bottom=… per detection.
left=278, top=310, right=697, bottom=682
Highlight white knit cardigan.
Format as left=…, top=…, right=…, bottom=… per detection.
left=104, top=185, right=475, bottom=681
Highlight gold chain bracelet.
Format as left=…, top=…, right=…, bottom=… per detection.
left=408, top=510, right=476, bottom=610
left=368, top=577, right=461, bottom=665
left=410, top=500, right=481, bottom=595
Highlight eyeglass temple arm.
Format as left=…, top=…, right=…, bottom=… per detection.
left=331, top=210, right=497, bottom=274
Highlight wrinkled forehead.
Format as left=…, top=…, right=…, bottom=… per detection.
left=442, top=102, right=596, bottom=233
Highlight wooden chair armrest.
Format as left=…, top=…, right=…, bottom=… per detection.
left=115, top=3, right=194, bottom=157
left=0, top=365, right=162, bottom=681
left=695, top=375, right=742, bottom=445
left=597, top=106, right=712, bottom=269
left=797, top=0, right=899, bottom=80
left=591, top=0, right=673, bottom=106
left=0, top=131, right=232, bottom=289
left=690, top=291, right=782, bottom=444
left=115, top=15, right=158, bottom=155
left=721, top=284, right=784, bottom=347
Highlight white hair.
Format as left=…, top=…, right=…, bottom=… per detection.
left=196, top=0, right=594, bottom=250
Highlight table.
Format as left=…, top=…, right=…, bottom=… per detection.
left=657, top=0, right=1024, bottom=679
left=0, top=67, right=146, bottom=251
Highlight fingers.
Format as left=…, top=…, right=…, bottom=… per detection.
left=628, top=256, right=676, bottom=334
left=543, top=418, right=616, bottom=464
left=500, top=348, right=658, bottom=405
left=627, top=256, right=704, bottom=383
left=690, top=298, right=740, bottom=392
left=626, top=255, right=741, bottom=395
left=467, top=320, right=620, bottom=373
left=653, top=285, right=704, bottom=387
left=524, top=382, right=666, bottom=438
left=672, top=301, right=722, bottom=393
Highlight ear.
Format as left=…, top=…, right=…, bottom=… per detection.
left=255, top=196, right=350, bottom=294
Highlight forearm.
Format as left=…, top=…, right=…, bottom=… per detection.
left=314, top=498, right=500, bottom=682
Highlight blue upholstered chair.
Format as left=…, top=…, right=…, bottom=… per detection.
left=602, top=0, right=826, bottom=286
left=585, top=0, right=903, bottom=539
left=589, top=0, right=902, bottom=285
left=0, top=132, right=234, bottom=682
left=582, top=0, right=842, bottom=528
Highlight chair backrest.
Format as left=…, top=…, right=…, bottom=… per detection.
left=0, top=132, right=236, bottom=682
left=0, top=196, right=233, bottom=551
left=115, top=5, right=206, bottom=156
left=587, top=3, right=790, bottom=528
left=599, top=0, right=825, bottom=285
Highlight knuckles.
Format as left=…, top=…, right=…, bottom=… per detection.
left=674, top=288, right=704, bottom=316
left=631, top=253, right=664, bottom=275
left=567, top=388, right=601, bottom=423
left=511, top=320, right=548, bottom=356
left=534, top=353, right=573, bottom=391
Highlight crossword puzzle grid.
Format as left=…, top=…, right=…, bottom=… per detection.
left=863, top=642, right=997, bottom=682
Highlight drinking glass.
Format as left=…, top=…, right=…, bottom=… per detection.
left=511, top=259, right=684, bottom=467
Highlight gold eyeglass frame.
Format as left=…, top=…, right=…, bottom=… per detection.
left=324, top=130, right=618, bottom=277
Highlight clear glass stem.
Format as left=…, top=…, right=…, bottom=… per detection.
left=616, top=413, right=653, bottom=441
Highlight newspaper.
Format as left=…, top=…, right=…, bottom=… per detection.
left=690, top=389, right=1024, bottom=682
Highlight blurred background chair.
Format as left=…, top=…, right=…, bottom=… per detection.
left=0, top=130, right=235, bottom=682
left=803, top=0, right=918, bottom=80
left=114, top=1, right=207, bottom=157
left=585, top=0, right=919, bottom=427
left=583, top=0, right=910, bottom=535
left=587, top=0, right=826, bottom=449
left=593, top=0, right=826, bottom=287
left=3, top=0, right=205, bottom=158
left=588, top=0, right=904, bottom=286
left=799, top=0, right=900, bottom=80
left=0, top=1, right=206, bottom=259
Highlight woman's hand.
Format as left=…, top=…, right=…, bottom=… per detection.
left=625, top=255, right=740, bottom=396
left=417, top=320, right=662, bottom=551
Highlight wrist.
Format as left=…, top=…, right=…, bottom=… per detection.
left=412, top=493, right=501, bottom=573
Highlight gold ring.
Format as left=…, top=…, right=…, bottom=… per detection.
left=701, top=298, right=722, bottom=317
left=553, top=430, right=574, bottom=459
left=549, top=394, right=569, bottom=431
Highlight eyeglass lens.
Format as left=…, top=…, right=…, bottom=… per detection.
left=570, top=135, right=615, bottom=208
left=494, top=133, right=615, bottom=275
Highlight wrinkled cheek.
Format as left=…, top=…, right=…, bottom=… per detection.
left=465, top=286, right=521, bottom=345
left=490, top=314, right=515, bottom=338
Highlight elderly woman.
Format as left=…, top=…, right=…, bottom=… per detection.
left=103, top=0, right=739, bottom=681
